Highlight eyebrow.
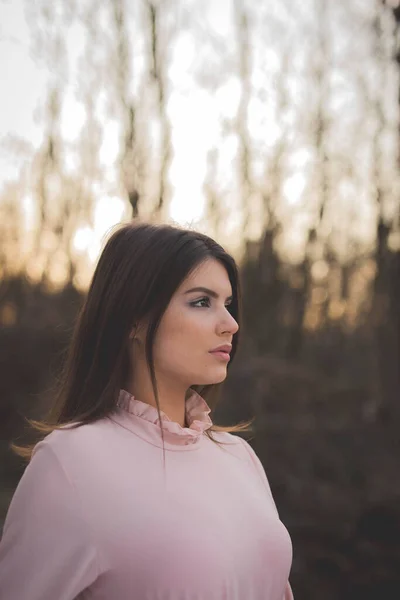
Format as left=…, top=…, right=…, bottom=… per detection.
left=183, top=286, right=233, bottom=301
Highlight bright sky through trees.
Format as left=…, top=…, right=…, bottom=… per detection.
left=0, top=0, right=399, bottom=276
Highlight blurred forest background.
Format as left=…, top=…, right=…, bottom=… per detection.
left=1, top=0, right=400, bottom=598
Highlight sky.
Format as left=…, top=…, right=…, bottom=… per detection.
left=0, top=0, right=308, bottom=250
left=0, top=0, right=399, bottom=281
left=0, top=0, right=208, bottom=251
left=0, top=1, right=253, bottom=217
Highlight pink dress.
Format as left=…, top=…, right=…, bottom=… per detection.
left=0, top=388, right=294, bottom=599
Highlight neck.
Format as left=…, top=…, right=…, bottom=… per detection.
left=125, top=369, right=190, bottom=429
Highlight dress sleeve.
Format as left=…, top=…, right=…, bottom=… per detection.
left=238, top=436, right=295, bottom=600
left=237, top=436, right=279, bottom=514
left=0, top=440, right=101, bottom=599
left=284, top=581, right=294, bottom=599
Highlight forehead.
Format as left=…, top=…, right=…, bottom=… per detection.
left=181, top=259, right=232, bottom=292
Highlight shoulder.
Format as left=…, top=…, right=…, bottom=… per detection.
left=207, top=429, right=252, bottom=457
left=208, top=429, right=243, bottom=444
left=32, top=416, right=116, bottom=472
left=208, top=431, right=278, bottom=509
left=209, top=429, right=251, bottom=446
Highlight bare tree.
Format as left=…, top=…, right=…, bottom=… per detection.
left=370, top=0, right=400, bottom=420
left=284, top=0, right=333, bottom=358
left=233, top=0, right=253, bottom=240
left=145, top=0, right=173, bottom=221
left=24, top=0, right=84, bottom=287
left=111, top=0, right=143, bottom=218
left=203, top=148, right=223, bottom=239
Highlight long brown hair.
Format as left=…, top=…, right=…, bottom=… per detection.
left=11, top=220, right=254, bottom=467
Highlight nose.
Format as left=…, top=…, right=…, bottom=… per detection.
left=218, top=309, right=239, bottom=335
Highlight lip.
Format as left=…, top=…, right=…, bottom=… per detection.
left=209, top=344, right=232, bottom=354
left=209, top=350, right=231, bottom=362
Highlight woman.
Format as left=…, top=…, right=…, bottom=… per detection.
left=0, top=220, right=294, bottom=599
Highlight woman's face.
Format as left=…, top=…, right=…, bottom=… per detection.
left=143, top=258, right=239, bottom=388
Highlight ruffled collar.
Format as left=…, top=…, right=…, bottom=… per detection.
left=112, top=388, right=213, bottom=450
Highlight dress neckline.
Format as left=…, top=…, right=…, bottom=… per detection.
left=111, top=388, right=213, bottom=451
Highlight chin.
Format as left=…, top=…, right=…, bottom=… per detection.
left=190, top=366, right=228, bottom=386
left=191, top=373, right=227, bottom=385
left=205, top=371, right=228, bottom=385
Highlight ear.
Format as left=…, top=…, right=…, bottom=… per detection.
left=129, top=318, right=148, bottom=341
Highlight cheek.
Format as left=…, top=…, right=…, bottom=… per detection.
left=154, top=309, right=208, bottom=358
left=163, top=307, right=206, bottom=336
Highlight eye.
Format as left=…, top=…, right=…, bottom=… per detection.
left=190, top=296, right=233, bottom=309
left=190, top=296, right=211, bottom=308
